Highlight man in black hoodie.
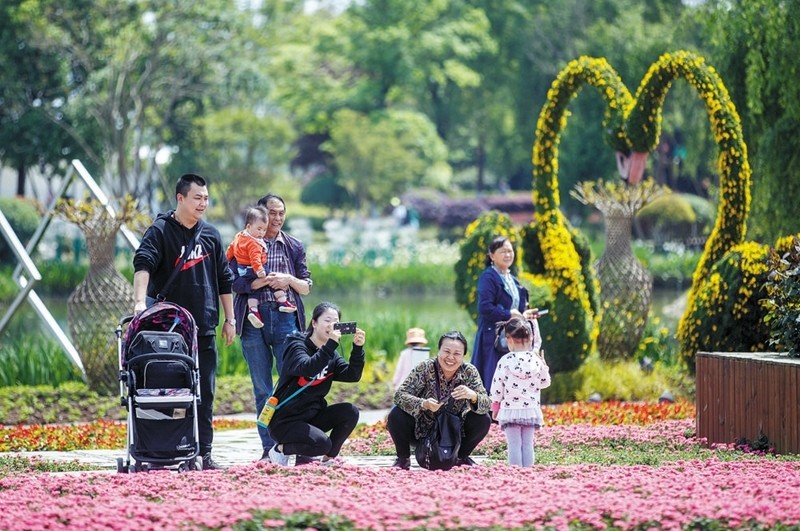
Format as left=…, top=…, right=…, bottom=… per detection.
left=132, top=173, right=235, bottom=470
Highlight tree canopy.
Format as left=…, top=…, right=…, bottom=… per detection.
left=0, top=0, right=797, bottom=241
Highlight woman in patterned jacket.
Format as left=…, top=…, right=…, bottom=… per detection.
left=387, top=331, right=492, bottom=470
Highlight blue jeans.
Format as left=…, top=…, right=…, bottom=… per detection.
left=240, top=304, right=298, bottom=450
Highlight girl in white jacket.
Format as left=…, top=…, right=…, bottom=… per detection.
left=490, top=317, right=551, bottom=466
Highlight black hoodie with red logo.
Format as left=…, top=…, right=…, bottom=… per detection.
left=133, top=210, right=233, bottom=335
left=270, top=331, right=365, bottom=426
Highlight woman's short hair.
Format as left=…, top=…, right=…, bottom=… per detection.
left=438, top=330, right=468, bottom=355
left=484, top=236, right=513, bottom=267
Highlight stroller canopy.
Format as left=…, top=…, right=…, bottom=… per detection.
left=122, top=302, right=198, bottom=365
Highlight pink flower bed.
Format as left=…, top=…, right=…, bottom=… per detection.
left=1, top=459, right=799, bottom=529
left=341, top=419, right=701, bottom=456
left=2, top=417, right=797, bottom=529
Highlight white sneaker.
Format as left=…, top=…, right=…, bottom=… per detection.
left=269, top=445, right=290, bottom=466
left=247, top=311, right=265, bottom=329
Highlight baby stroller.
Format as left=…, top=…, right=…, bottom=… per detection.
left=115, top=301, right=201, bottom=473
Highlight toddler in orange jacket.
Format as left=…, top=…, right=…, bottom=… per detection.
left=226, top=206, right=295, bottom=328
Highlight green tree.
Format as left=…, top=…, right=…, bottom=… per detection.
left=17, top=0, right=252, bottom=201
left=702, top=0, right=800, bottom=242
left=0, top=0, right=84, bottom=197
left=322, top=108, right=450, bottom=209
left=192, top=107, right=296, bottom=224
left=273, top=0, right=500, bottom=193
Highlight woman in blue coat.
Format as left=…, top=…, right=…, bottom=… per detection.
left=472, top=236, right=541, bottom=391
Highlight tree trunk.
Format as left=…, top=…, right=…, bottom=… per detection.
left=16, top=161, right=26, bottom=197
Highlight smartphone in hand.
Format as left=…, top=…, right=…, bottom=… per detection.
left=333, top=321, right=357, bottom=334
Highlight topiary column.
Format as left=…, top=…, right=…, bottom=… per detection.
left=56, top=197, right=149, bottom=394
left=571, top=179, right=667, bottom=361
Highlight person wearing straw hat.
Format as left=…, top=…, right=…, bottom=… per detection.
left=392, top=327, right=429, bottom=391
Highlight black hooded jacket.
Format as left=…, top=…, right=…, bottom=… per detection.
left=270, top=331, right=365, bottom=427
left=133, top=210, right=233, bottom=335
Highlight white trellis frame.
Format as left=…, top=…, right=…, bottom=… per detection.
left=0, top=160, right=141, bottom=379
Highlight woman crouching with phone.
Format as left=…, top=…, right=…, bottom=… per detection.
left=266, top=301, right=366, bottom=466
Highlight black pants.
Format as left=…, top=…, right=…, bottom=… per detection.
left=270, top=403, right=359, bottom=458
left=197, top=334, right=217, bottom=455
left=387, top=406, right=491, bottom=459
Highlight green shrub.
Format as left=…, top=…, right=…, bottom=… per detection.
left=635, top=315, right=679, bottom=366
left=0, top=268, right=16, bottom=300
left=762, top=235, right=800, bottom=356
left=569, top=224, right=602, bottom=318
left=677, top=241, right=773, bottom=371
left=0, top=374, right=389, bottom=425
left=0, top=381, right=123, bottom=424
left=215, top=336, right=249, bottom=377
left=636, top=193, right=714, bottom=244
left=638, top=194, right=696, bottom=226
left=574, top=355, right=675, bottom=401
left=300, top=175, right=355, bottom=211
left=454, top=210, right=518, bottom=323
left=0, top=260, right=88, bottom=301
left=641, top=248, right=701, bottom=288
left=0, top=197, right=40, bottom=263
left=215, top=374, right=256, bottom=415
left=681, top=193, right=716, bottom=233
left=520, top=220, right=597, bottom=374
left=544, top=353, right=683, bottom=404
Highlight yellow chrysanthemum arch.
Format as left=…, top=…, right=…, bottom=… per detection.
left=530, top=50, right=751, bottom=369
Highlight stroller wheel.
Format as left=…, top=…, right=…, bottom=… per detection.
left=184, top=456, right=203, bottom=471
left=116, top=458, right=128, bottom=474
left=177, top=462, right=188, bottom=473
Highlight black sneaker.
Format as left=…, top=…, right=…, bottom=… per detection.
left=202, top=454, right=227, bottom=470
left=295, top=455, right=320, bottom=466
left=391, top=457, right=411, bottom=470
left=456, top=456, right=477, bottom=467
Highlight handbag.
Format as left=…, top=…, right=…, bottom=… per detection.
left=414, top=364, right=463, bottom=470
left=494, top=322, right=510, bottom=355
left=256, top=375, right=317, bottom=428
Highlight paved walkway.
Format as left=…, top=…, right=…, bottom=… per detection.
left=6, top=409, right=420, bottom=471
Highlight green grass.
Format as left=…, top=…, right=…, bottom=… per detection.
left=0, top=333, right=83, bottom=387
left=532, top=439, right=800, bottom=466
left=0, top=455, right=101, bottom=476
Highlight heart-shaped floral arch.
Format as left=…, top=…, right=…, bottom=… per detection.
left=529, top=50, right=751, bottom=370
